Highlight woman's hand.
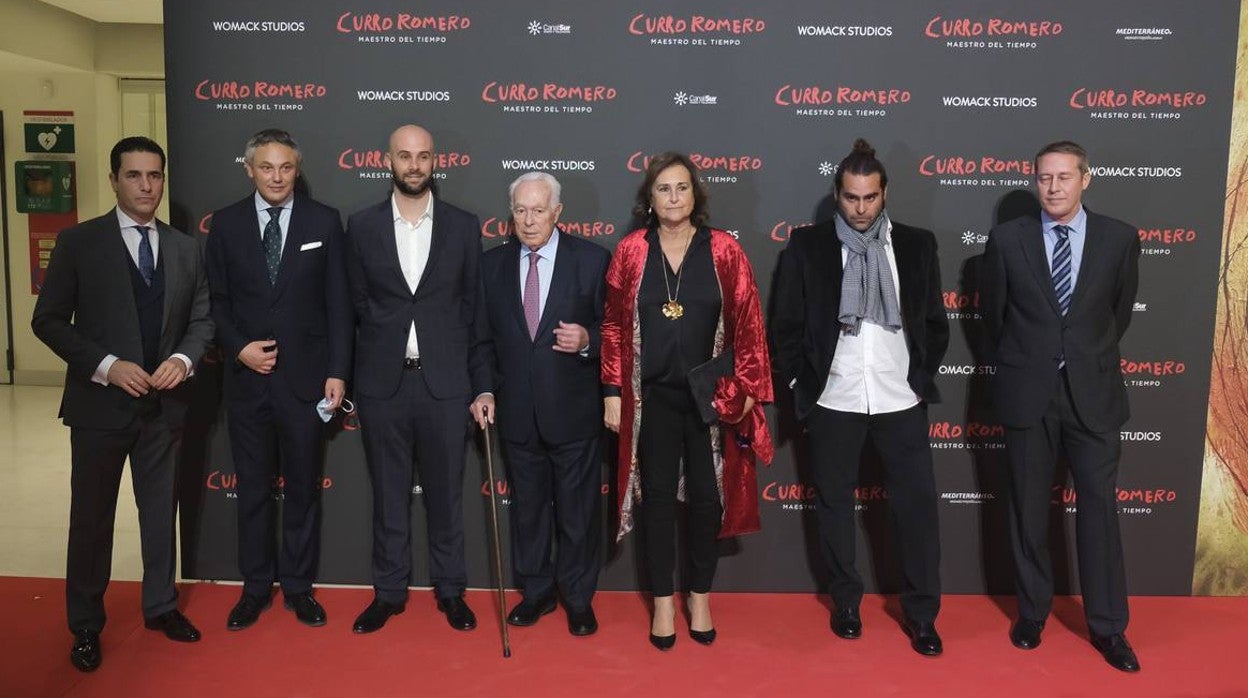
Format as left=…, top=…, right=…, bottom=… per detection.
left=726, top=395, right=755, bottom=424
left=604, top=396, right=622, bottom=433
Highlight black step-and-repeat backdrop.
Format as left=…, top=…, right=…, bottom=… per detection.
left=165, top=1, right=1240, bottom=595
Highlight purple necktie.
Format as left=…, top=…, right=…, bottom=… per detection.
left=524, top=251, right=541, bottom=339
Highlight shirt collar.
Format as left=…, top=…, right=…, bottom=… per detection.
left=116, top=207, right=153, bottom=231
left=254, top=191, right=293, bottom=215
left=391, top=192, right=434, bottom=226
left=1040, top=205, right=1087, bottom=236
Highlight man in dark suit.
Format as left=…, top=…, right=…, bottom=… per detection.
left=771, top=139, right=949, bottom=657
left=345, top=124, right=488, bottom=634
left=981, top=140, right=1141, bottom=672
left=205, top=129, right=351, bottom=630
left=33, top=136, right=214, bottom=671
left=469, top=172, right=610, bottom=636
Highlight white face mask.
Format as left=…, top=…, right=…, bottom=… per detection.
left=315, top=397, right=355, bottom=423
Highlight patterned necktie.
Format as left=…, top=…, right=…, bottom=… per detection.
left=1051, top=224, right=1072, bottom=315
left=263, top=206, right=283, bottom=284
left=523, top=251, right=541, bottom=339
left=136, top=225, right=154, bottom=286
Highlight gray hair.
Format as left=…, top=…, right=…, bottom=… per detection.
left=244, top=128, right=301, bottom=166
left=508, top=171, right=561, bottom=207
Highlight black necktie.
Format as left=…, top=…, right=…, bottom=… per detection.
left=263, top=207, right=283, bottom=284
left=136, top=225, right=154, bottom=286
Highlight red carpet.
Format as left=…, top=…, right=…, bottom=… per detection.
left=1, top=577, right=1243, bottom=697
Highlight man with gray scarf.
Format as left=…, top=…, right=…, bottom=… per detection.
left=771, top=139, right=949, bottom=656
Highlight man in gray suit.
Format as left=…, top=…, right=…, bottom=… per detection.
left=33, top=136, right=214, bottom=672
left=981, top=140, right=1141, bottom=672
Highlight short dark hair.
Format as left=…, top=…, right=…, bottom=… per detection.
left=244, top=128, right=302, bottom=165
left=1035, top=140, right=1089, bottom=174
left=631, top=151, right=710, bottom=227
left=110, top=136, right=166, bottom=175
left=834, top=138, right=888, bottom=192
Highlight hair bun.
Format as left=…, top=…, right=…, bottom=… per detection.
left=851, top=138, right=875, bottom=157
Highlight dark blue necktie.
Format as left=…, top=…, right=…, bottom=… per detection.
left=136, top=225, right=154, bottom=286
left=263, top=206, right=283, bottom=284
left=1051, top=224, right=1072, bottom=315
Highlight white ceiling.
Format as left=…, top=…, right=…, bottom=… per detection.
left=39, top=0, right=162, bottom=24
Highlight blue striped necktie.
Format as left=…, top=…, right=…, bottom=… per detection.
left=1051, top=224, right=1072, bottom=315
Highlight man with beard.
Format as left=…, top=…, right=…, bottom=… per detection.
left=345, top=124, right=488, bottom=634
left=770, top=139, right=949, bottom=656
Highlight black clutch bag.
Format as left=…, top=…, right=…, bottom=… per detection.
left=687, top=348, right=734, bottom=425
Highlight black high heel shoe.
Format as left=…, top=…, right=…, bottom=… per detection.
left=649, top=632, right=677, bottom=651
left=689, top=627, right=717, bottom=645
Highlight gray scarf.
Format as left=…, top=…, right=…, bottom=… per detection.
left=835, top=209, right=901, bottom=336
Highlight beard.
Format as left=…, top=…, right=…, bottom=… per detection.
left=390, top=166, right=432, bottom=197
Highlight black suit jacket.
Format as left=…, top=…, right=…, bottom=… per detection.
left=980, top=210, right=1140, bottom=431
left=32, top=210, right=214, bottom=430
left=770, top=219, right=950, bottom=421
left=205, top=193, right=352, bottom=403
left=476, top=231, right=611, bottom=445
left=346, top=196, right=488, bottom=400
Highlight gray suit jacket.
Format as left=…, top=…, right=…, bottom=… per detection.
left=980, top=210, right=1140, bottom=431
left=32, top=209, right=214, bottom=429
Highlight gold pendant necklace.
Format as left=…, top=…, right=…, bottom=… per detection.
left=660, top=228, right=694, bottom=320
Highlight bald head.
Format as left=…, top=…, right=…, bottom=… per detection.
left=385, top=124, right=436, bottom=198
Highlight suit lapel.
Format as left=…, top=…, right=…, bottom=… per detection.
left=1021, top=220, right=1062, bottom=315
left=1067, top=215, right=1103, bottom=313
left=414, top=198, right=445, bottom=295
left=106, top=213, right=142, bottom=339
left=156, top=224, right=179, bottom=331
left=370, top=199, right=410, bottom=293
left=821, top=227, right=844, bottom=346
left=890, top=229, right=919, bottom=331
left=535, top=238, right=573, bottom=343
left=505, top=243, right=530, bottom=340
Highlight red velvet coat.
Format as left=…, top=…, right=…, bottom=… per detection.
left=602, top=228, right=773, bottom=541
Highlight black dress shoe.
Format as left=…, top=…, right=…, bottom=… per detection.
left=689, top=627, right=717, bottom=645
left=567, top=606, right=598, bottom=636
left=144, top=610, right=202, bottom=642
left=507, top=596, right=557, bottom=627
left=436, top=596, right=477, bottom=631
left=649, top=632, right=676, bottom=651
left=1010, top=619, right=1045, bottom=650
left=352, top=599, right=404, bottom=634
left=903, top=619, right=943, bottom=656
left=227, top=593, right=271, bottom=631
left=1092, top=634, right=1141, bottom=673
left=70, top=630, right=101, bottom=672
left=830, top=606, right=862, bottom=639
left=284, top=592, right=327, bottom=627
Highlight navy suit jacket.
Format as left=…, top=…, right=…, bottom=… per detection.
left=476, top=231, right=611, bottom=445
left=205, top=193, right=352, bottom=403
left=980, top=210, right=1140, bottom=431
left=770, top=219, right=950, bottom=421
left=32, top=210, right=214, bottom=430
left=346, top=196, right=487, bottom=400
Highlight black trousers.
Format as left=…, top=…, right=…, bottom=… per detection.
left=67, top=411, right=181, bottom=633
left=1005, top=370, right=1129, bottom=638
left=638, top=385, right=721, bottom=597
left=806, top=403, right=942, bottom=623
left=358, top=364, right=469, bottom=603
left=226, top=379, right=324, bottom=598
left=501, top=429, right=601, bottom=610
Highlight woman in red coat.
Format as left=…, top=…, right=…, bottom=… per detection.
left=601, top=152, right=773, bottom=650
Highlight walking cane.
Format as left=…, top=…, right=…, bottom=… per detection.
left=481, top=422, right=512, bottom=658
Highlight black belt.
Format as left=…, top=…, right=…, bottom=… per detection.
left=403, top=357, right=422, bottom=369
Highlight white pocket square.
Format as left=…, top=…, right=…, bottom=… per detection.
left=300, top=241, right=323, bottom=251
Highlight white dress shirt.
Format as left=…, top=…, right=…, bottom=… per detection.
left=91, top=208, right=193, bottom=385
left=254, top=191, right=293, bottom=253
left=816, top=220, right=920, bottom=415
left=394, top=193, right=434, bottom=359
